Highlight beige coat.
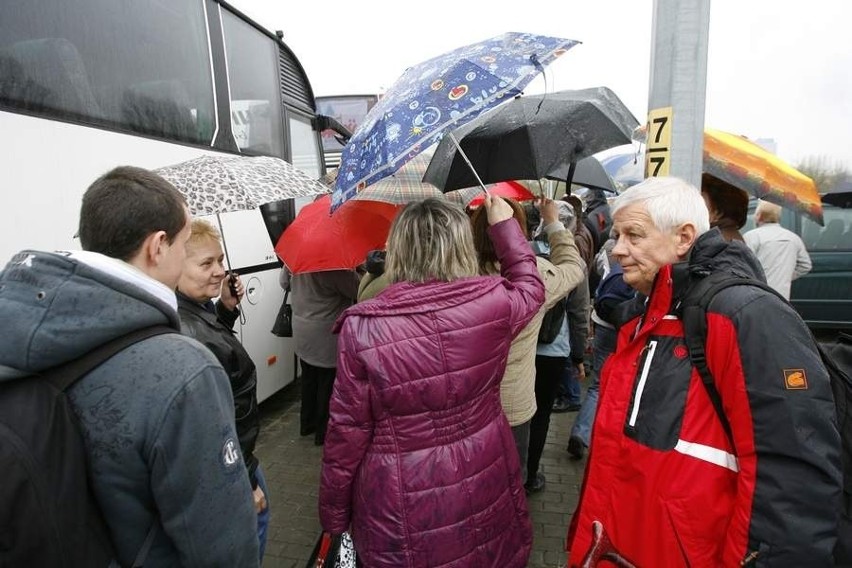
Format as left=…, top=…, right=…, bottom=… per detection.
left=280, top=268, right=361, bottom=368
left=484, top=226, right=585, bottom=426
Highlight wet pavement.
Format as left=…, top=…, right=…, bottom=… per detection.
left=255, top=378, right=587, bottom=568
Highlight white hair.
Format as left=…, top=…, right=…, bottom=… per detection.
left=612, top=176, right=710, bottom=235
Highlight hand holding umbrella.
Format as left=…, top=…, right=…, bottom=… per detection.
left=483, top=193, right=514, bottom=225
left=538, top=197, right=561, bottom=227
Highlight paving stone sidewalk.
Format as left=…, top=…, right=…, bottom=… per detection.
left=255, top=379, right=587, bottom=568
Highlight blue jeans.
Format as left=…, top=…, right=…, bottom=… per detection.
left=256, top=466, right=270, bottom=561
left=569, top=324, right=617, bottom=446
left=557, top=360, right=582, bottom=405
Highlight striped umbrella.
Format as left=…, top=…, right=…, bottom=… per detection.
left=321, top=151, right=443, bottom=205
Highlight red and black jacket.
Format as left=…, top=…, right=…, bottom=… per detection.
left=567, top=229, right=841, bottom=567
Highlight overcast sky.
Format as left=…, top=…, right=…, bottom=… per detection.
left=234, top=0, right=852, bottom=171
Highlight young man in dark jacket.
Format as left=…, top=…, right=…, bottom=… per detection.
left=0, top=167, right=259, bottom=567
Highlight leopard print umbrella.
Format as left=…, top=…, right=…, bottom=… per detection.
left=155, top=154, right=329, bottom=215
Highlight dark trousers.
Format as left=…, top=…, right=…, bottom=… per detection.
left=528, top=355, right=567, bottom=480
left=299, top=360, right=335, bottom=444
left=511, top=421, right=531, bottom=483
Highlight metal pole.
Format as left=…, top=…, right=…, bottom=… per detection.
left=647, top=0, right=710, bottom=188
left=448, top=132, right=489, bottom=194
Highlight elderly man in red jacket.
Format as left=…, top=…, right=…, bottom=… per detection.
left=567, top=177, right=841, bottom=567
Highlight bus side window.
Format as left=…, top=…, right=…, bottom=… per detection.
left=122, top=80, right=196, bottom=143
left=0, top=38, right=103, bottom=120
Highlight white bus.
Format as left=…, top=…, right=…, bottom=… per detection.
left=0, top=0, right=331, bottom=401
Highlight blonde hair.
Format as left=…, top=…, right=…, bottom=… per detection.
left=188, top=218, right=221, bottom=247
left=755, top=200, right=782, bottom=223
left=384, top=198, right=479, bottom=283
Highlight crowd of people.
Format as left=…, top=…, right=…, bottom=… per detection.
left=0, top=165, right=846, bottom=567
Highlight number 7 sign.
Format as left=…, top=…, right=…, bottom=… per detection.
left=644, top=107, right=673, bottom=177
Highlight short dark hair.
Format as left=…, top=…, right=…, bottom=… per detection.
left=78, top=166, right=187, bottom=260
left=701, top=174, right=749, bottom=229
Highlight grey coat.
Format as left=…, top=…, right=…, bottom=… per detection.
left=280, top=268, right=360, bottom=368
left=0, top=251, right=259, bottom=567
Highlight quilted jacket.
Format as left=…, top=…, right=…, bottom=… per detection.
left=319, top=219, right=544, bottom=567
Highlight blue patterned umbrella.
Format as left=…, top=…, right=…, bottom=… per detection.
left=331, top=32, right=579, bottom=210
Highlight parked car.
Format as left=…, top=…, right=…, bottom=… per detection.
left=743, top=199, right=852, bottom=332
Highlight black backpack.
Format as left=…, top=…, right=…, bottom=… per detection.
left=680, top=272, right=852, bottom=563
left=531, top=239, right=568, bottom=345
left=0, top=326, right=171, bottom=568
left=538, top=296, right=568, bottom=344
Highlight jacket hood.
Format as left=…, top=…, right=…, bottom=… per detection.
left=667, top=228, right=766, bottom=308
left=0, top=250, right=179, bottom=379
left=334, top=275, right=504, bottom=332
left=685, top=228, right=765, bottom=281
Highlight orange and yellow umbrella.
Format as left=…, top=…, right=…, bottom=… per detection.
left=703, top=129, right=823, bottom=225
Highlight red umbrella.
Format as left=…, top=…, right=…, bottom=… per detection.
left=447, top=181, right=536, bottom=208
left=276, top=194, right=399, bottom=274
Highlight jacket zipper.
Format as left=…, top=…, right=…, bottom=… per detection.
left=628, top=340, right=658, bottom=427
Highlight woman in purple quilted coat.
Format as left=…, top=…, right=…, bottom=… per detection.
left=319, top=196, right=545, bottom=567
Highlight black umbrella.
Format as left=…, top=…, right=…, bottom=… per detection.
left=548, top=155, right=617, bottom=192
left=423, top=86, right=639, bottom=192
left=822, top=178, right=852, bottom=208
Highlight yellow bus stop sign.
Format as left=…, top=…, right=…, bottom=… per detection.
left=644, top=106, right=673, bottom=177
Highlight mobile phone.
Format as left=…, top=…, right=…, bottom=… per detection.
left=228, top=272, right=238, bottom=298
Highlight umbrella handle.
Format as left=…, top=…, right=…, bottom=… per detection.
left=448, top=132, right=489, bottom=195
left=564, top=161, right=577, bottom=196
left=216, top=213, right=247, bottom=325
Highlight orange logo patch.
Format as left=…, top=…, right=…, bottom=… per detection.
left=784, top=369, right=808, bottom=390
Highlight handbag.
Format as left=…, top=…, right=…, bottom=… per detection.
left=306, top=531, right=356, bottom=568
left=271, top=287, right=293, bottom=337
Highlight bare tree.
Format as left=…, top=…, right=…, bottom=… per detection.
left=796, top=156, right=850, bottom=193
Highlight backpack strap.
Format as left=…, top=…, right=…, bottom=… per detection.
left=40, top=326, right=173, bottom=567
left=41, top=326, right=175, bottom=392
left=132, top=516, right=159, bottom=568
left=680, top=273, right=784, bottom=455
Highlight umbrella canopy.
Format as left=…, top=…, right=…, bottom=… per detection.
left=321, top=151, right=443, bottom=205
left=446, top=180, right=536, bottom=208
left=598, top=146, right=645, bottom=189
left=331, top=32, right=579, bottom=210
left=423, top=86, right=638, bottom=191
left=548, top=155, right=618, bottom=192
left=703, top=128, right=823, bottom=224
left=275, top=194, right=399, bottom=274
left=155, top=154, right=328, bottom=216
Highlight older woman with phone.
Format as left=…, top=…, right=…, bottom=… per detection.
left=176, top=218, right=269, bottom=560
